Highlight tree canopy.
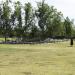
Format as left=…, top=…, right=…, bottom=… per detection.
left=0, top=0, right=74, bottom=42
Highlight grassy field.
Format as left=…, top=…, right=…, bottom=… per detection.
left=0, top=41, right=75, bottom=75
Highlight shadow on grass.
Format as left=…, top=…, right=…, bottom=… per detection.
left=67, top=45, right=74, bottom=47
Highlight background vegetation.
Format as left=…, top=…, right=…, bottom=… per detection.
left=0, top=0, right=75, bottom=42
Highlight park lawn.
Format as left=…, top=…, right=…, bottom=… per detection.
left=0, top=41, right=75, bottom=75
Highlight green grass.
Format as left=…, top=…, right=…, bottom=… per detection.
left=0, top=41, right=75, bottom=75
left=0, top=38, right=16, bottom=42
left=0, top=38, right=5, bottom=41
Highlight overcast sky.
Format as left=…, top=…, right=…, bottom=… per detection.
left=1, top=0, right=75, bottom=22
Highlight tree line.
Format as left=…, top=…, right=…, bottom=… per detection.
left=0, top=0, right=75, bottom=42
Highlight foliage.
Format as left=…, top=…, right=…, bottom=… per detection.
left=0, top=0, right=74, bottom=42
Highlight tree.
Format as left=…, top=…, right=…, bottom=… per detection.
left=36, top=1, right=64, bottom=38
left=36, top=1, right=51, bottom=38
left=0, top=4, right=3, bottom=36
left=2, top=0, right=11, bottom=42
left=45, top=6, right=64, bottom=37
left=52, top=11, right=63, bottom=36
left=14, top=1, right=23, bottom=41
left=24, top=2, right=33, bottom=37
left=64, top=17, right=72, bottom=37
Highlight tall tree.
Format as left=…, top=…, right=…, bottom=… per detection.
left=64, top=17, right=72, bottom=37
left=24, top=2, right=33, bottom=37
left=36, top=1, right=64, bottom=38
left=52, top=11, right=63, bottom=36
left=0, top=4, right=3, bottom=36
left=14, top=1, right=23, bottom=41
left=36, top=1, right=51, bottom=38
left=2, top=0, right=11, bottom=42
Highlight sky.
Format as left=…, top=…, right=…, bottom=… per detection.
left=0, top=0, right=75, bottom=22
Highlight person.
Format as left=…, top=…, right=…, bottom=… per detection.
left=70, top=38, right=73, bottom=46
